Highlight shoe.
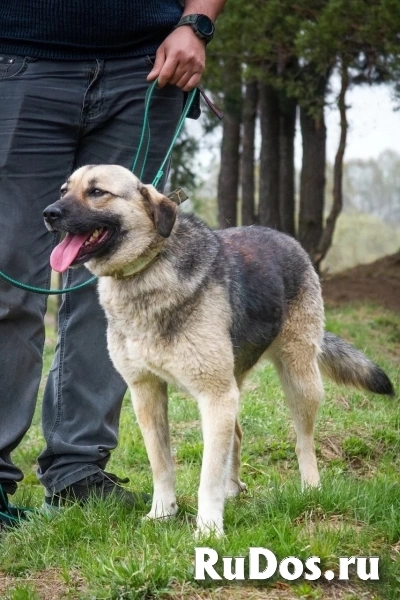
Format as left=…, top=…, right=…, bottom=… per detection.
left=44, top=471, right=150, bottom=509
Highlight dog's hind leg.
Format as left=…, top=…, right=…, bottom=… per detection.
left=273, top=352, right=323, bottom=488
left=224, top=372, right=251, bottom=498
left=130, top=374, right=177, bottom=520
left=266, top=268, right=324, bottom=489
left=196, top=381, right=240, bottom=537
left=225, top=418, right=247, bottom=498
left=269, top=275, right=325, bottom=489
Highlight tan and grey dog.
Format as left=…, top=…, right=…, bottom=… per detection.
left=44, top=164, right=394, bottom=537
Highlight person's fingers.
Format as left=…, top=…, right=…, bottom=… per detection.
left=174, top=72, right=192, bottom=90
left=158, top=53, right=204, bottom=88
left=166, top=63, right=189, bottom=86
left=156, top=56, right=181, bottom=88
left=174, top=71, right=202, bottom=91
left=147, top=46, right=166, bottom=81
left=181, top=73, right=202, bottom=92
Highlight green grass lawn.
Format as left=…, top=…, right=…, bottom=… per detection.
left=1, top=303, right=399, bottom=600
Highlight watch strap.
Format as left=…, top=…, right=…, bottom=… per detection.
left=175, top=13, right=215, bottom=43
left=176, top=15, right=198, bottom=27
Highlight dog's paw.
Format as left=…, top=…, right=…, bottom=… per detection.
left=225, top=479, right=247, bottom=498
left=195, top=515, right=224, bottom=539
left=144, top=498, right=178, bottom=521
left=301, top=479, right=321, bottom=492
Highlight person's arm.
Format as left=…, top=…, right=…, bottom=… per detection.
left=147, top=0, right=227, bottom=91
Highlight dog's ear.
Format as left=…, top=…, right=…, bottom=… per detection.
left=140, top=185, right=177, bottom=238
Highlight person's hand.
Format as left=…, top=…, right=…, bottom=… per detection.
left=147, top=26, right=206, bottom=91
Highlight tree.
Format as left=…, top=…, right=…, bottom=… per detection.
left=279, top=90, right=297, bottom=236
left=295, top=0, right=400, bottom=265
left=314, top=63, right=348, bottom=268
left=203, top=0, right=400, bottom=263
left=217, top=58, right=242, bottom=228
left=258, top=80, right=281, bottom=228
left=241, top=80, right=258, bottom=226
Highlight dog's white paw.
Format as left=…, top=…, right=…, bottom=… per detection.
left=144, top=498, right=178, bottom=521
left=225, top=479, right=247, bottom=498
left=301, top=479, right=321, bottom=492
left=301, top=472, right=321, bottom=490
left=195, top=515, right=224, bottom=539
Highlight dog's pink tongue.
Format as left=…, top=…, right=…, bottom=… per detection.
left=50, top=232, right=91, bottom=272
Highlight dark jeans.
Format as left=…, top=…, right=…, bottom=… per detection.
left=0, top=53, right=183, bottom=494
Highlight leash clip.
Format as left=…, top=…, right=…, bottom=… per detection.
left=167, top=187, right=189, bottom=205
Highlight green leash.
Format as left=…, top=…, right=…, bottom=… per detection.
left=0, top=271, right=98, bottom=296
left=0, top=81, right=197, bottom=296
left=0, top=485, right=34, bottom=528
left=132, top=79, right=197, bottom=188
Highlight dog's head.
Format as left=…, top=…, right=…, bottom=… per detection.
left=43, top=165, right=177, bottom=277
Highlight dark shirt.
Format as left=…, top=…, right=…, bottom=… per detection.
left=0, top=0, right=183, bottom=59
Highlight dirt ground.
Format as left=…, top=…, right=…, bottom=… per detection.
left=321, top=252, right=400, bottom=312
left=0, top=571, right=380, bottom=600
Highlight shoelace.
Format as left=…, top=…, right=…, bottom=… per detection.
left=91, top=472, right=130, bottom=489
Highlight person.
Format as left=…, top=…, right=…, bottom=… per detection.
left=0, top=0, right=226, bottom=520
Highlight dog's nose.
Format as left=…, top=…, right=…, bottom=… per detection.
left=43, top=205, right=63, bottom=224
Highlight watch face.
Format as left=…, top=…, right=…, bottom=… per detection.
left=196, top=15, right=214, bottom=36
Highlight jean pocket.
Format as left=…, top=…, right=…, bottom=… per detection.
left=0, top=55, right=36, bottom=79
left=144, top=55, right=156, bottom=68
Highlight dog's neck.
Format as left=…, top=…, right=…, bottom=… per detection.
left=112, top=242, right=163, bottom=279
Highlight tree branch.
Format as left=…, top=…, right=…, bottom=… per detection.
left=313, top=61, right=349, bottom=269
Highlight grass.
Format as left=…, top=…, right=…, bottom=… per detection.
left=0, top=303, right=399, bottom=600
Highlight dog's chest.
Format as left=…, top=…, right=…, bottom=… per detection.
left=98, top=278, right=234, bottom=394
left=102, top=297, right=177, bottom=384
left=111, top=323, right=182, bottom=386
left=99, top=282, right=180, bottom=379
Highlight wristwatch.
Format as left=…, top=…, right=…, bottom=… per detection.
left=174, top=14, right=215, bottom=44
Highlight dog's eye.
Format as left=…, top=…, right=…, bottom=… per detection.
left=60, top=187, right=67, bottom=197
left=88, top=188, right=106, bottom=197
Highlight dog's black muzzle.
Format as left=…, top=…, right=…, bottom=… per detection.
left=43, top=202, right=65, bottom=231
left=43, top=197, right=122, bottom=240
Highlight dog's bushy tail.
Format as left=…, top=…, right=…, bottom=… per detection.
left=318, top=332, right=394, bottom=396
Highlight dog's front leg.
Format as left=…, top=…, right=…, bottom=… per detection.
left=130, top=375, right=177, bottom=520
left=196, top=382, right=239, bottom=538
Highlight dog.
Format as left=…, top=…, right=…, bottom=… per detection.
left=43, top=164, right=394, bottom=537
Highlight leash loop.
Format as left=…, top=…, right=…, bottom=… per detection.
left=0, top=80, right=197, bottom=296
left=131, top=79, right=197, bottom=187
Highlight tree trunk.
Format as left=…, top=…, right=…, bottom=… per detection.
left=217, top=61, right=242, bottom=229
left=314, top=64, right=349, bottom=269
left=258, top=82, right=280, bottom=229
left=279, top=95, right=297, bottom=236
left=298, top=106, right=326, bottom=256
left=241, top=80, right=258, bottom=226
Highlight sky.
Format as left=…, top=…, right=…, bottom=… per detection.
left=308, top=82, right=400, bottom=169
